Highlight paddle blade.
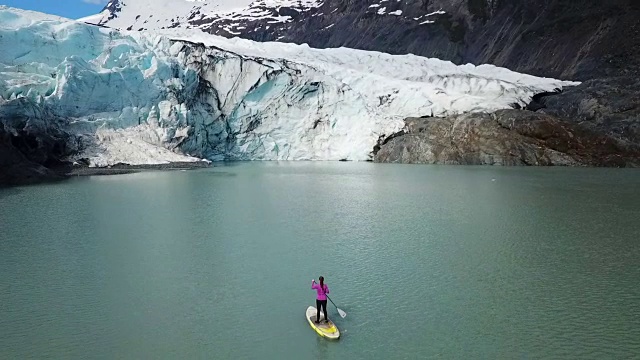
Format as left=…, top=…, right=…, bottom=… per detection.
left=337, top=308, right=347, bottom=318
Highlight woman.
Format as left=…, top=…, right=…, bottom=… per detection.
left=311, top=276, right=330, bottom=324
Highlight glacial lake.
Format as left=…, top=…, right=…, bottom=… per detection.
left=1, top=162, right=639, bottom=359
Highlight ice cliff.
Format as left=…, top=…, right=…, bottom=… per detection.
left=0, top=6, right=579, bottom=166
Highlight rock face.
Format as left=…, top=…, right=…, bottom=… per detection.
left=0, top=102, right=76, bottom=186
left=535, top=76, right=640, bottom=145
left=374, top=110, right=640, bottom=167
left=0, top=126, right=53, bottom=186
left=94, top=0, right=640, bottom=80
left=279, top=0, right=640, bottom=80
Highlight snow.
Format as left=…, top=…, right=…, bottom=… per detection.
left=425, top=10, right=447, bottom=16
left=1, top=6, right=580, bottom=165
left=82, top=0, right=447, bottom=38
left=361, top=1, right=446, bottom=24
left=80, top=0, right=324, bottom=32
left=82, top=127, right=207, bottom=167
left=76, top=10, right=110, bottom=25
left=414, top=9, right=446, bottom=24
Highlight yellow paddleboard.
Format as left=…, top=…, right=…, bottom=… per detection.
left=306, top=306, right=340, bottom=340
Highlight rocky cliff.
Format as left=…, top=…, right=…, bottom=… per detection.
left=0, top=100, right=76, bottom=186
left=374, top=110, right=640, bottom=167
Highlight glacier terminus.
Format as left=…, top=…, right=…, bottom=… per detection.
left=1, top=5, right=578, bottom=171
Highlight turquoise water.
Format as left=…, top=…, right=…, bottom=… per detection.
left=1, top=162, right=640, bottom=359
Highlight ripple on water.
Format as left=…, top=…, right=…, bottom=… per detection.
left=1, top=164, right=639, bottom=359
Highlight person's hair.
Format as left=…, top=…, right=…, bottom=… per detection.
left=319, top=276, right=325, bottom=293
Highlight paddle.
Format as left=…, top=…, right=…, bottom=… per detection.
left=326, top=295, right=347, bottom=318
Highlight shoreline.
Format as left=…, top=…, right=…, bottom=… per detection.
left=0, top=161, right=213, bottom=189
left=66, top=161, right=213, bottom=177
left=4, top=158, right=640, bottom=190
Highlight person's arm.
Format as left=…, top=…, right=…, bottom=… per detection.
left=325, top=285, right=330, bottom=294
left=312, top=279, right=317, bottom=289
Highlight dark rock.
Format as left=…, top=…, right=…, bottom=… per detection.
left=526, top=89, right=563, bottom=111
left=66, top=161, right=212, bottom=177
left=0, top=122, right=70, bottom=187
left=535, top=76, right=640, bottom=145
left=372, top=130, right=406, bottom=157
left=0, top=99, right=77, bottom=187
left=374, top=110, right=640, bottom=167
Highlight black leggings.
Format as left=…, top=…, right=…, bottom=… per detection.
left=316, top=299, right=328, bottom=322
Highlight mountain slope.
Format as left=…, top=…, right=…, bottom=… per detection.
left=84, top=0, right=640, bottom=80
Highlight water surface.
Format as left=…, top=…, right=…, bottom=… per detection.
left=1, top=163, right=639, bottom=358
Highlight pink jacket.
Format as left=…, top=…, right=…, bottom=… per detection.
left=311, top=280, right=329, bottom=300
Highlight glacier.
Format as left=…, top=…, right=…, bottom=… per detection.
left=0, top=6, right=579, bottom=166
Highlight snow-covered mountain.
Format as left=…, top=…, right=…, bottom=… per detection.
left=79, top=0, right=459, bottom=61
left=83, top=0, right=640, bottom=81
left=80, top=0, right=325, bottom=36
left=0, top=6, right=577, bottom=169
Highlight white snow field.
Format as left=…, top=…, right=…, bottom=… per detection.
left=78, top=0, right=324, bottom=34
left=0, top=6, right=579, bottom=166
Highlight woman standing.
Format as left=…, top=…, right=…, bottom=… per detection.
left=311, top=276, right=330, bottom=323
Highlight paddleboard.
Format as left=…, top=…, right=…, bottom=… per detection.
left=306, top=306, right=340, bottom=340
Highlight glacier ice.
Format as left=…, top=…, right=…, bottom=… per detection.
left=0, top=6, right=580, bottom=166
